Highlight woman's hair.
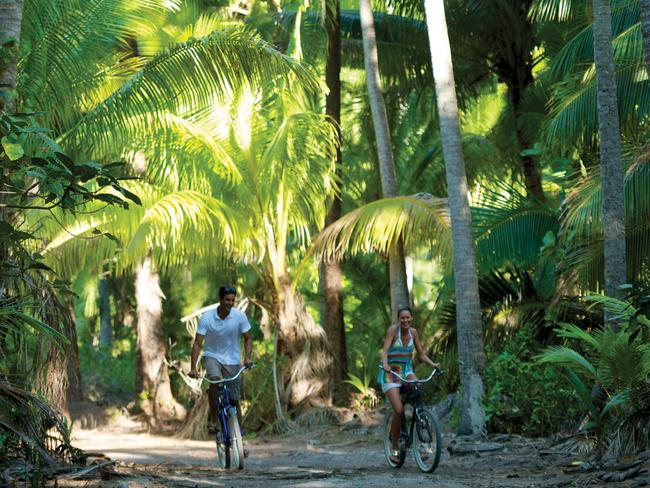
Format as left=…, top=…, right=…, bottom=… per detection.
left=397, top=306, right=412, bottom=318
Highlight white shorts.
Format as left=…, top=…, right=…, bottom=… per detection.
left=382, top=382, right=401, bottom=393
left=203, top=357, right=242, bottom=401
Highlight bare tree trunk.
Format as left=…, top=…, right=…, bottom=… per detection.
left=359, top=0, right=409, bottom=318
left=39, top=292, right=81, bottom=419
left=275, top=275, right=333, bottom=410
left=319, top=0, right=347, bottom=386
left=641, top=0, right=650, bottom=77
left=98, top=271, right=112, bottom=350
left=509, top=83, right=545, bottom=203
left=0, top=0, right=23, bottom=111
left=135, top=255, right=186, bottom=427
left=65, top=304, right=83, bottom=402
left=592, top=0, right=627, bottom=309
left=424, top=0, right=486, bottom=436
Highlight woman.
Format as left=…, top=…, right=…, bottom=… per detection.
left=379, top=306, right=440, bottom=462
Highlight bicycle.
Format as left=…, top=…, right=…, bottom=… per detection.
left=202, top=364, right=251, bottom=469
left=380, top=366, right=443, bottom=472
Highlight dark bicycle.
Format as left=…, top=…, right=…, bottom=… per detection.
left=202, top=365, right=251, bottom=469
left=380, top=366, right=443, bottom=472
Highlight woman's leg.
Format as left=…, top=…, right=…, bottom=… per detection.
left=385, top=387, right=403, bottom=451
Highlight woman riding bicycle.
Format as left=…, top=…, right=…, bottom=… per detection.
left=379, top=306, right=440, bottom=463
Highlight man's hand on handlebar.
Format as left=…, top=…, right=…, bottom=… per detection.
left=243, top=359, right=253, bottom=369
left=188, top=369, right=199, bottom=379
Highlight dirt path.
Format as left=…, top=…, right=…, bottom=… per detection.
left=51, top=412, right=649, bottom=487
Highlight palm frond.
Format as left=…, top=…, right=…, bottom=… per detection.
left=538, top=345, right=597, bottom=378
left=473, top=187, right=559, bottom=272
left=311, top=194, right=450, bottom=263
left=64, top=26, right=320, bottom=157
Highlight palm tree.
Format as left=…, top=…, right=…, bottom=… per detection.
left=320, top=0, right=347, bottom=384
left=424, top=0, right=486, bottom=435
left=0, top=0, right=23, bottom=111
left=592, top=0, right=627, bottom=304
left=17, top=0, right=324, bottom=419
left=359, top=0, right=410, bottom=318
left=641, top=0, right=650, bottom=75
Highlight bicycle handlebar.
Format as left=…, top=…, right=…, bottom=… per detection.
left=200, top=364, right=253, bottom=385
left=379, top=365, right=443, bottom=383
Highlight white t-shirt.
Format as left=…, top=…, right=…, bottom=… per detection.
left=197, top=306, right=251, bottom=365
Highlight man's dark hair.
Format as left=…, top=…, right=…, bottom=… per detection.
left=219, top=286, right=237, bottom=299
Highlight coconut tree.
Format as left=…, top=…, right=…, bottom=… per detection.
left=15, top=0, right=324, bottom=420
left=0, top=0, right=23, bottom=111
left=423, top=0, right=486, bottom=435
left=592, top=0, right=627, bottom=304
left=640, top=0, right=650, bottom=76
left=319, top=0, right=347, bottom=386
left=359, top=0, right=409, bottom=318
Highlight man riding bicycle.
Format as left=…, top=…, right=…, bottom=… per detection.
left=189, top=286, right=253, bottom=441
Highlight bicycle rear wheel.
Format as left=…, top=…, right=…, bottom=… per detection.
left=383, top=411, right=406, bottom=468
left=413, top=409, right=442, bottom=473
left=227, top=408, right=244, bottom=469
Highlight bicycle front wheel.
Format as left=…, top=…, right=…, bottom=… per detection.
left=383, top=411, right=406, bottom=468
left=215, top=429, right=231, bottom=469
left=227, top=408, right=244, bottom=469
left=413, top=409, right=442, bottom=473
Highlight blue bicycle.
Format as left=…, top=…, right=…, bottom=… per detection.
left=203, top=365, right=251, bottom=469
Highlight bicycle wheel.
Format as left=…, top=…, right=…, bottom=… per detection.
left=215, top=428, right=231, bottom=469
left=413, top=409, right=442, bottom=473
left=227, top=408, right=244, bottom=469
left=383, top=411, right=406, bottom=468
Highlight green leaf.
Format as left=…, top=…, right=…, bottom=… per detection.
left=26, top=262, right=53, bottom=272
left=1, top=136, right=24, bottom=160
left=601, top=390, right=629, bottom=417
left=520, top=148, right=542, bottom=157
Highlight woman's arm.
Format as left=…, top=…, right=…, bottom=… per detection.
left=381, top=325, right=397, bottom=370
left=412, top=329, right=440, bottom=369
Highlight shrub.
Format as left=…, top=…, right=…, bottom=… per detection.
left=486, top=327, right=579, bottom=436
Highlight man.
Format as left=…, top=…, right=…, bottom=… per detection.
left=189, top=286, right=253, bottom=436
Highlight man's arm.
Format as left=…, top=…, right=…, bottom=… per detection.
left=189, top=334, right=204, bottom=378
left=242, top=331, right=253, bottom=367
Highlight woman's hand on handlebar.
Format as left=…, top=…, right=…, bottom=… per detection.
left=188, top=369, right=199, bottom=379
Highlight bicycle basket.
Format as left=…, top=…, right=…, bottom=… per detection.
left=417, top=414, right=432, bottom=443
left=401, top=382, right=421, bottom=400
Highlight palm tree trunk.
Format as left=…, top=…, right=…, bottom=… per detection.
left=0, top=0, right=23, bottom=111
left=359, top=0, right=410, bottom=317
left=275, top=275, right=333, bottom=410
left=592, top=0, right=627, bottom=307
left=319, top=0, right=347, bottom=386
left=98, top=272, right=112, bottom=350
left=640, top=0, right=650, bottom=77
left=509, top=81, right=545, bottom=203
left=424, top=0, right=486, bottom=436
left=135, top=255, right=186, bottom=427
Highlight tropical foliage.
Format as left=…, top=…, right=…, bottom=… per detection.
left=1, top=0, right=650, bottom=478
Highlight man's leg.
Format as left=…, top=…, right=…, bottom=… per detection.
left=204, top=358, right=223, bottom=432
left=207, top=384, right=219, bottom=429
